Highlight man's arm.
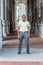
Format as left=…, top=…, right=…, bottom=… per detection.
left=28, top=27, right=31, bottom=38
left=27, top=22, right=31, bottom=38
left=17, top=26, right=20, bottom=38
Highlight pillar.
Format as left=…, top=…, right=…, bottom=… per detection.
left=0, top=0, right=2, bottom=49
left=0, top=18, right=2, bottom=49
left=1, top=0, right=7, bottom=38
left=2, top=20, right=7, bottom=37
left=5, top=0, right=10, bottom=35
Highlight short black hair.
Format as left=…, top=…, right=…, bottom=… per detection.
left=22, top=15, right=26, bottom=18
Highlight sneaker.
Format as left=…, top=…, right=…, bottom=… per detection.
left=27, top=52, right=30, bottom=54
left=18, top=52, right=21, bottom=54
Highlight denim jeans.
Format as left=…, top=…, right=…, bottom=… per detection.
left=18, top=32, right=30, bottom=53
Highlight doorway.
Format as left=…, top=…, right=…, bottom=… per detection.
left=15, top=3, right=27, bottom=29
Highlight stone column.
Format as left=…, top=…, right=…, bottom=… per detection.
left=12, top=0, right=15, bottom=30
left=1, top=0, right=7, bottom=38
left=7, top=0, right=10, bottom=34
left=1, top=0, right=3, bottom=20
left=2, top=20, right=7, bottom=37
left=0, top=0, right=2, bottom=49
left=0, top=18, right=2, bottom=49
left=5, top=0, right=10, bottom=35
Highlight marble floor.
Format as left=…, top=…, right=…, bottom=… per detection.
left=0, top=48, right=43, bottom=62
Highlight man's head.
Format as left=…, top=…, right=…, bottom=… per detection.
left=22, top=15, right=26, bottom=22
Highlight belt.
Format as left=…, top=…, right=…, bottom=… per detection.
left=20, top=31, right=28, bottom=33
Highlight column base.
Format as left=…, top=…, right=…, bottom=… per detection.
left=40, top=35, right=43, bottom=38
left=3, top=34, right=7, bottom=38
left=0, top=45, right=2, bottom=50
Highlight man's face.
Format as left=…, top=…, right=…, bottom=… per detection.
left=22, top=16, right=26, bottom=22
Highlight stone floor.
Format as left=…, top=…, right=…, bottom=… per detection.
left=0, top=37, right=43, bottom=65
left=0, top=62, right=43, bottom=65
left=3, top=37, right=43, bottom=48
left=0, top=48, right=43, bottom=61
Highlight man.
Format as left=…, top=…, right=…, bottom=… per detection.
left=18, top=15, right=31, bottom=54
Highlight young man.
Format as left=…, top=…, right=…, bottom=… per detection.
left=18, top=15, right=31, bottom=54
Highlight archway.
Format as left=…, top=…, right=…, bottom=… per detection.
left=15, top=3, right=27, bottom=29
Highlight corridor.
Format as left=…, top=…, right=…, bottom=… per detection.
left=0, top=48, right=43, bottom=61
left=0, top=0, right=43, bottom=64
left=0, top=0, right=43, bottom=40
left=3, top=37, right=43, bottom=48
left=1, top=0, right=43, bottom=48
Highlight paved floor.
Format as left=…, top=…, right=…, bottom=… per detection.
left=0, top=37, right=43, bottom=65
left=0, top=62, right=43, bottom=65
left=0, top=48, right=43, bottom=61
left=3, top=37, right=43, bottom=48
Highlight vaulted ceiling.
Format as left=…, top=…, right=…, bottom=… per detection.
left=15, top=0, right=27, bottom=3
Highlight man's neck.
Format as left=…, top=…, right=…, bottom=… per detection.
left=22, top=20, right=26, bottom=22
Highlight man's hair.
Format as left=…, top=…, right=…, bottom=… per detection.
left=22, top=15, right=26, bottom=18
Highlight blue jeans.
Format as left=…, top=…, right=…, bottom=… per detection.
left=18, top=32, right=30, bottom=53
